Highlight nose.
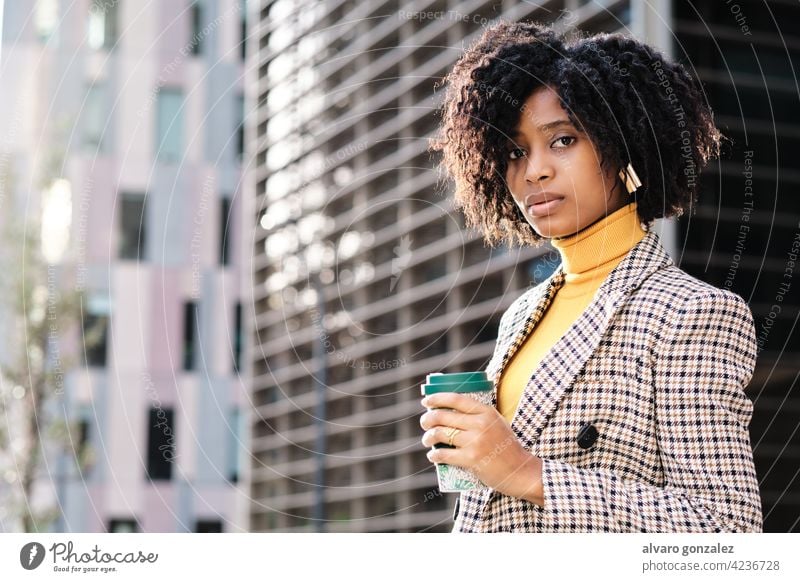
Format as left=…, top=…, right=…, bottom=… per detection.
left=523, top=152, right=554, bottom=184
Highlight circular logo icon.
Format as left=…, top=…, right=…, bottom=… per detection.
left=19, top=542, right=46, bottom=570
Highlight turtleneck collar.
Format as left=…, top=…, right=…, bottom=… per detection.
left=550, top=201, right=646, bottom=276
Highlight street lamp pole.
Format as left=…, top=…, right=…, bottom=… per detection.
left=311, top=276, right=327, bottom=532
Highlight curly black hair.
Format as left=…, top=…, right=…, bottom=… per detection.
left=429, top=19, right=723, bottom=247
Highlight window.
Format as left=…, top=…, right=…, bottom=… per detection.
left=236, top=94, right=245, bottom=159
left=239, top=0, right=247, bottom=60
left=146, top=407, right=175, bottom=481
left=88, top=0, right=119, bottom=50
left=183, top=301, right=198, bottom=371
left=156, top=88, right=184, bottom=162
left=233, top=302, right=242, bottom=373
left=84, top=82, right=108, bottom=152
left=75, top=413, right=92, bottom=476
left=190, top=2, right=203, bottom=55
left=118, top=193, right=147, bottom=260
left=219, top=197, right=231, bottom=266
left=108, top=519, right=138, bottom=533
left=227, top=407, right=241, bottom=483
left=77, top=419, right=90, bottom=450
left=195, top=520, right=222, bottom=532
left=36, top=0, right=59, bottom=43
left=82, top=297, right=109, bottom=367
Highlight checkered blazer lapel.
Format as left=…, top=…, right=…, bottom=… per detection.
left=486, top=230, right=674, bottom=447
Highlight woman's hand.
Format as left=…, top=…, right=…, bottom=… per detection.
left=420, top=392, right=545, bottom=506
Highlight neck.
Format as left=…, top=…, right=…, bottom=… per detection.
left=550, top=201, right=645, bottom=275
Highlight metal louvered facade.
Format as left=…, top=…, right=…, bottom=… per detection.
left=671, top=0, right=800, bottom=532
left=245, top=0, right=798, bottom=532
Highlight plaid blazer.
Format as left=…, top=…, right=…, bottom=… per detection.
left=452, top=229, right=761, bottom=532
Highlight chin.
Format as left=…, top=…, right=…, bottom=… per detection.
left=533, top=229, right=564, bottom=240
left=530, top=219, right=569, bottom=240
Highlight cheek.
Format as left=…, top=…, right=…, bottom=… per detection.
left=597, top=166, right=620, bottom=199
left=505, top=166, right=521, bottom=198
left=596, top=159, right=615, bottom=182
left=505, top=163, right=518, bottom=184
left=572, top=151, right=610, bottom=192
left=583, top=147, right=614, bottom=185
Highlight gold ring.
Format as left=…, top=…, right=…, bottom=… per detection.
left=445, top=427, right=460, bottom=447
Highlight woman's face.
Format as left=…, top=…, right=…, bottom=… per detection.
left=505, top=86, right=628, bottom=239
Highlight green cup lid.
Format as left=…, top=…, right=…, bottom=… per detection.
left=421, top=380, right=493, bottom=395
left=426, top=371, right=487, bottom=384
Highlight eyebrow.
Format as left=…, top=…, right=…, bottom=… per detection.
left=511, top=119, right=575, bottom=137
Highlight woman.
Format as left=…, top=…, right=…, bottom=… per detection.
left=420, top=20, right=761, bottom=532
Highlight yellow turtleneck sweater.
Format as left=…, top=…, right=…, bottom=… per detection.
left=497, top=201, right=646, bottom=423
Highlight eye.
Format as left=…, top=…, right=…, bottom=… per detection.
left=508, top=147, right=526, bottom=160
left=552, top=136, right=575, bottom=148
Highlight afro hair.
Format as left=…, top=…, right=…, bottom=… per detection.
left=429, top=20, right=723, bottom=247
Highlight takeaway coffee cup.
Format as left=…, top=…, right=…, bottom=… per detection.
left=421, top=371, right=493, bottom=492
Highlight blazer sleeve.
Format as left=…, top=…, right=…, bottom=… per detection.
left=537, top=290, right=762, bottom=532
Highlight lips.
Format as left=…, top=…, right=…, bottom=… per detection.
left=524, top=192, right=565, bottom=217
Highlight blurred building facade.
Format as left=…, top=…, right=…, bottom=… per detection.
left=671, top=0, right=800, bottom=533
left=247, top=0, right=798, bottom=532
left=1, top=0, right=248, bottom=532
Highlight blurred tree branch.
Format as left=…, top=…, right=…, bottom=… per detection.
left=0, top=169, right=88, bottom=532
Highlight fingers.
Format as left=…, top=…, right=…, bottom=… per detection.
left=421, top=392, right=487, bottom=414
left=419, top=394, right=494, bottom=469
left=421, top=426, right=463, bottom=449
left=419, top=408, right=469, bottom=432
left=427, top=445, right=459, bottom=465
